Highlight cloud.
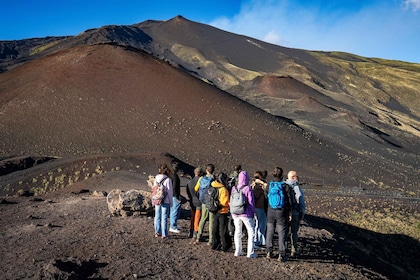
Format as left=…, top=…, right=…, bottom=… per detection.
left=208, top=0, right=420, bottom=62
left=403, top=0, right=420, bottom=11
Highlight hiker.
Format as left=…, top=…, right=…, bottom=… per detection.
left=228, top=164, right=242, bottom=237
left=286, top=170, right=306, bottom=257
left=264, top=166, right=292, bottom=262
left=194, top=164, right=216, bottom=245
left=231, top=171, right=257, bottom=258
left=186, top=167, right=204, bottom=240
left=251, top=171, right=267, bottom=248
left=153, top=163, right=173, bottom=239
left=210, top=172, right=232, bottom=252
left=169, top=162, right=182, bottom=234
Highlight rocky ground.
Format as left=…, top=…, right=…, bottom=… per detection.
left=1, top=169, right=419, bottom=280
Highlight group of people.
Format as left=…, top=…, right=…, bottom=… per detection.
left=152, top=163, right=306, bottom=262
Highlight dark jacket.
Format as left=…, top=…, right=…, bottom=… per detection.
left=187, top=176, right=202, bottom=208
left=172, top=172, right=181, bottom=200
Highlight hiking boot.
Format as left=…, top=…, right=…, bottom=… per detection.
left=278, top=255, right=288, bottom=263
left=266, top=252, right=273, bottom=259
left=188, top=229, right=194, bottom=238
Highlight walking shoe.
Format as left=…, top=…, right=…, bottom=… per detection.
left=154, top=233, right=161, bottom=238
left=266, top=252, right=273, bottom=259
left=188, top=229, right=194, bottom=238
left=278, top=255, right=288, bottom=263
left=169, top=228, right=181, bottom=234
left=161, top=236, right=171, bottom=239
left=247, top=253, right=258, bottom=259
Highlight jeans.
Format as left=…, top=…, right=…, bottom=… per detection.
left=266, top=208, right=288, bottom=257
left=170, top=197, right=181, bottom=229
left=154, top=203, right=170, bottom=237
left=197, top=204, right=214, bottom=243
left=254, top=208, right=266, bottom=246
left=233, top=216, right=255, bottom=257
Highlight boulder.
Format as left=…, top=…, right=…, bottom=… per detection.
left=106, top=189, right=152, bottom=217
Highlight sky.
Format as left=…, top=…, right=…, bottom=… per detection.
left=1, top=0, right=420, bottom=63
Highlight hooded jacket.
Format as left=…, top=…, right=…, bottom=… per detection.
left=231, top=171, right=255, bottom=218
left=286, top=179, right=306, bottom=216
left=211, top=180, right=230, bottom=214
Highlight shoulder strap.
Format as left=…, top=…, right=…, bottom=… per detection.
left=158, top=177, right=168, bottom=186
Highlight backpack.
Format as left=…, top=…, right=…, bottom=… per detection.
left=205, top=187, right=219, bottom=213
left=198, top=176, right=214, bottom=204
left=227, top=176, right=236, bottom=193
left=267, top=181, right=286, bottom=209
left=151, top=177, right=168, bottom=206
left=229, top=185, right=246, bottom=214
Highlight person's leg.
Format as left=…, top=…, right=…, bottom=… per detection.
left=161, top=203, right=170, bottom=237
left=290, top=214, right=300, bottom=255
left=194, top=208, right=201, bottom=232
left=265, top=210, right=275, bottom=257
left=220, top=214, right=231, bottom=251
left=208, top=212, right=214, bottom=244
left=233, top=217, right=243, bottom=256
left=211, top=213, right=221, bottom=249
left=154, top=205, right=162, bottom=236
left=277, top=211, right=288, bottom=260
left=197, top=205, right=209, bottom=241
left=254, top=208, right=266, bottom=246
left=189, top=208, right=196, bottom=238
left=242, top=217, right=256, bottom=257
left=170, top=197, right=181, bottom=230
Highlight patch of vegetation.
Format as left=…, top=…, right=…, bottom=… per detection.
left=30, top=41, right=60, bottom=56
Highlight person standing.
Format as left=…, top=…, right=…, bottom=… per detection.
left=169, top=163, right=182, bottom=234
left=286, top=170, right=306, bottom=257
left=265, top=167, right=291, bottom=262
left=186, top=167, right=204, bottom=240
left=251, top=171, right=267, bottom=249
left=195, top=164, right=215, bottom=245
left=211, top=172, right=232, bottom=252
left=231, top=171, right=257, bottom=258
left=153, top=163, right=173, bottom=239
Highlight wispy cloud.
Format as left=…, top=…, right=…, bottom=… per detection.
left=208, top=0, right=420, bottom=62
left=403, top=0, right=420, bottom=11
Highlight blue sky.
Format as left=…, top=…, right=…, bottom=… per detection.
left=2, top=0, right=420, bottom=63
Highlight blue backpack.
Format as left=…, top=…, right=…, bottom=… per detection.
left=267, top=181, right=286, bottom=209
left=199, top=176, right=214, bottom=204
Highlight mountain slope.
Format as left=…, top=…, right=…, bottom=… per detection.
left=0, top=16, right=419, bottom=194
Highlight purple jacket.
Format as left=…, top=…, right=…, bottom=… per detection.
left=231, top=171, right=255, bottom=218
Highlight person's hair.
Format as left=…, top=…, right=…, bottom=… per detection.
left=272, top=166, right=283, bottom=179
left=158, top=163, right=171, bottom=175
left=262, top=170, right=268, bottom=179
left=172, top=162, right=179, bottom=173
left=233, top=164, right=242, bottom=172
left=254, top=170, right=263, bottom=180
left=206, top=164, right=215, bottom=174
left=194, top=166, right=204, bottom=176
left=217, top=172, right=228, bottom=186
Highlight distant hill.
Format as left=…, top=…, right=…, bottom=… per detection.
left=0, top=16, right=419, bottom=195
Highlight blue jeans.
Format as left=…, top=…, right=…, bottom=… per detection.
left=170, top=197, right=181, bottom=229
left=154, top=203, right=170, bottom=237
left=254, top=208, right=266, bottom=246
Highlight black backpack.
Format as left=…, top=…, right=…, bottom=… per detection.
left=205, top=187, right=219, bottom=213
